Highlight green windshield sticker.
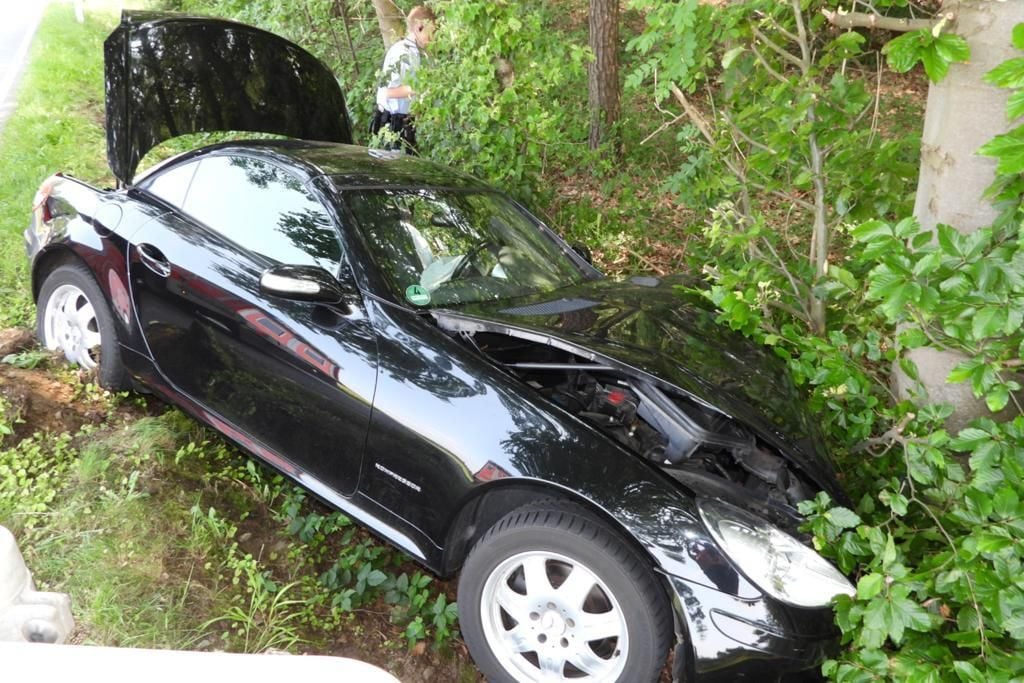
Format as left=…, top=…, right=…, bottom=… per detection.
left=405, top=284, right=431, bottom=306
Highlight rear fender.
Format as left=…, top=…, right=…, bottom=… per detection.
left=28, top=176, right=166, bottom=355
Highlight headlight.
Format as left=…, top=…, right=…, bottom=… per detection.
left=697, top=498, right=855, bottom=608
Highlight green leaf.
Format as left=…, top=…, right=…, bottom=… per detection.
left=1008, top=90, right=1024, bottom=121
left=721, top=46, right=744, bottom=70
left=979, top=128, right=1024, bottom=175
left=829, top=265, right=858, bottom=291
left=899, top=328, right=929, bottom=349
left=899, top=357, right=920, bottom=381
left=949, top=427, right=991, bottom=451
left=912, top=251, right=943, bottom=277
left=862, top=589, right=932, bottom=645
left=827, top=506, right=862, bottom=529
left=993, top=487, right=1020, bottom=518
left=976, top=532, right=1013, bottom=554
left=831, top=31, right=866, bottom=56
left=947, top=357, right=984, bottom=384
left=883, top=31, right=925, bottom=73
left=920, top=47, right=949, bottom=82
left=851, top=219, right=893, bottom=242
left=985, top=57, right=1024, bottom=89
left=971, top=306, right=1007, bottom=339
left=1014, top=24, right=1024, bottom=51
left=986, top=384, right=1010, bottom=412
left=933, top=34, right=970, bottom=66
left=893, top=216, right=920, bottom=239
left=857, top=573, right=885, bottom=600
left=936, top=224, right=962, bottom=257
left=953, top=661, right=988, bottom=683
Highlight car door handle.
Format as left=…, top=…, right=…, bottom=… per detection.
left=137, top=243, right=171, bottom=277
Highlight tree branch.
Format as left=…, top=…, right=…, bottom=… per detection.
left=722, top=111, right=778, bottom=155
left=639, top=112, right=686, bottom=146
left=750, top=44, right=790, bottom=84
left=821, top=8, right=954, bottom=32
left=669, top=84, right=714, bottom=144
left=751, top=26, right=803, bottom=69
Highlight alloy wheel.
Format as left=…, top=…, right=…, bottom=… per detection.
left=480, top=550, right=628, bottom=681
left=42, top=283, right=102, bottom=370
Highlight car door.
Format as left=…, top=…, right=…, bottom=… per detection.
left=128, top=153, right=377, bottom=496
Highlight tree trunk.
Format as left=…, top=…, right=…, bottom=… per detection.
left=588, top=0, right=620, bottom=151
left=898, top=0, right=1024, bottom=430
left=371, top=0, right=405, bottom=49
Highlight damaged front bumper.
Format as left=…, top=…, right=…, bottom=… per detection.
left=665, top=573, right=837, bottom=682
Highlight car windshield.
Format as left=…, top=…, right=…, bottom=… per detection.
left=345, top=189, right=587, bottom=308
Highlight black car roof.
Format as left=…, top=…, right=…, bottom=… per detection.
left=154, top=139, right=490, bottom=191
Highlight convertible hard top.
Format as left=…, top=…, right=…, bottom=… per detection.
left=105, top=11, right=353, bottom=185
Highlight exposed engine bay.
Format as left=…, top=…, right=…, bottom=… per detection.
left=445, top=326, right=817, bottom=520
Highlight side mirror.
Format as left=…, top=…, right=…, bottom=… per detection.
left=570, top=242, right=593, bottom=265
left=259, top=264, right=352, bottom=304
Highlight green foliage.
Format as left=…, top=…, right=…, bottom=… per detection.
left=626, top=0, right=920, bottom=333
left=0, top=432, right=76, bottom=531
left=701, top=21, right=1024, bottom=681
left=280, top=492, right=459, bottom=648
left=624, top=0, right=722, bottom=97
left=2, top=349, right=51, bottom=369
left=415, top=0, right=589, bottom=198
left=883, top=29, right=970, bottom=82
left=704, top=203, right=1024, bottom=681
left=0, top=5, right=114, bottom=327
left=982, top=50, right=1024, bottom=174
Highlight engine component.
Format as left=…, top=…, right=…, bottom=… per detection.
left=581, top=384, right=638, bottom=426
left=738, top=447, right=790, bottom=490
left=460, top=330, right=817, bottom=510
left=630, top=380, right=754, bottom=464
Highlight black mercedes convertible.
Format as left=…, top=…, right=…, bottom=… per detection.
left=24, top=11, right=853, bottom=682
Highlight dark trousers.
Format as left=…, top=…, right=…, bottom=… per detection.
left=369, top=107, right=418, bottom=155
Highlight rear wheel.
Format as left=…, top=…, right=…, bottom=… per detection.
left=458, top=501, right=672, bottom=683
left=37, top=263, right=128, bottom=390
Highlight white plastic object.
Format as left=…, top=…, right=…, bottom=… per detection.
left=0, top=642, right=402, bottom=682
left=0, top=525, right=75, bottom=644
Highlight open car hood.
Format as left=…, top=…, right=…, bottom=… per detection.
left=104, top=11, right=352, bottom=185
left=437, top=275, right=841, bottom=493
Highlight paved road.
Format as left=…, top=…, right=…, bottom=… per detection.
left=0, top=2, right=47, bottom=131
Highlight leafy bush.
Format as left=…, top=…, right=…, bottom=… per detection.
left=695, top=24, right=1024, bottom=681
left=415, top=0, right=590, bottom=199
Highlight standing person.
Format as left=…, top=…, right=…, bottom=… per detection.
left=370, top=5, right=436, bottom=154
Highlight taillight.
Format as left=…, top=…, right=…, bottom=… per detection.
left=32, top=174, right=61, bottom=223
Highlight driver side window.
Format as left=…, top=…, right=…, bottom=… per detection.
left=181, top=155, right=342, bottom=273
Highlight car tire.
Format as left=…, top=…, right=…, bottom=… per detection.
left=458, top=500, right=672, bottom=683
left=36, top=263, right=128, bottom=390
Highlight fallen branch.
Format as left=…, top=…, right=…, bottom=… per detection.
left=821, top=9, right=954, bottom=32
left=669, top=84, right=714, bottom=144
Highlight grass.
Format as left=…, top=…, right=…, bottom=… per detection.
left=0, top=4, right=116, bottom=328
left=0, top=6, right=473, bottom=676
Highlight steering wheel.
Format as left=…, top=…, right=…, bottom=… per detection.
left=449, top=240, right=498, bottom=281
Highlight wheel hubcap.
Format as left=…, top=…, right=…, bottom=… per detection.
left=42, top=284, right=101, bottom=370
left=480, top=551, right=628, bottom=681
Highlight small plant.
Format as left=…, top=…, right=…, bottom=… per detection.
left=203, top=578, right=306, bottom=653
left=2, top=349, right=51, bottom=369
left=0, top=432, right=77, bottom=535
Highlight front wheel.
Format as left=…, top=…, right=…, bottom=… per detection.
left=37, top=263, right=128, bottom=390
left=458, top=502, right=672, bottom=682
